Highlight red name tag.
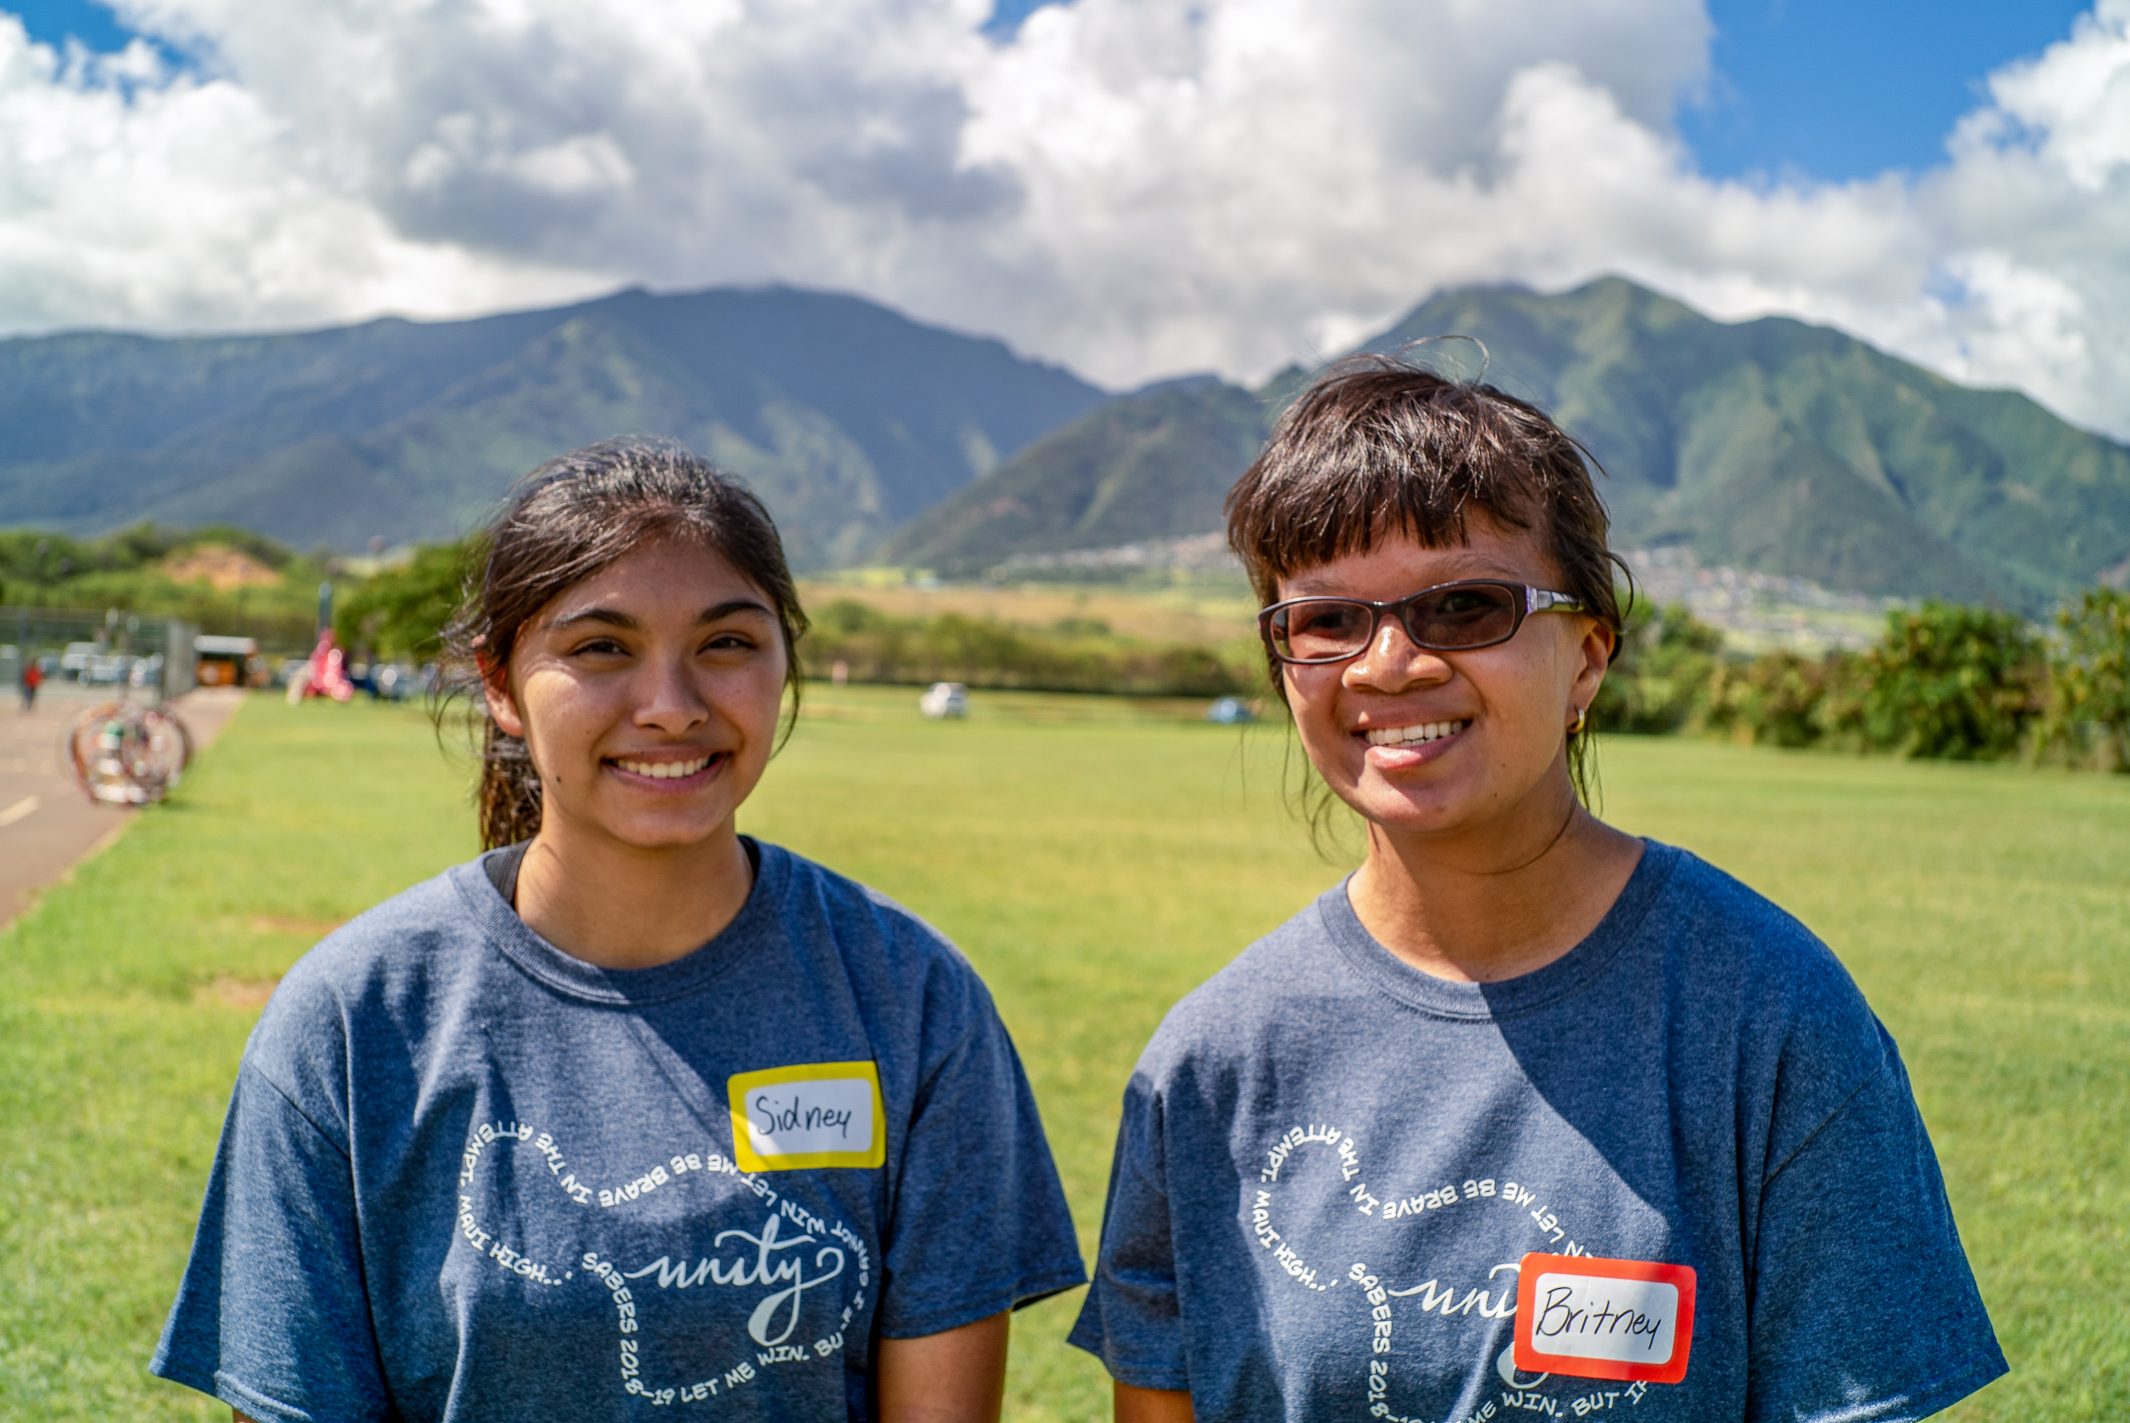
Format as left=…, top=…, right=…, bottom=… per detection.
left=1513, top=1253, right=1696, bottom=1384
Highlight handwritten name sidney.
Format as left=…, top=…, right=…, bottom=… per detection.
left=749, top=1092, right=855, bottom=1140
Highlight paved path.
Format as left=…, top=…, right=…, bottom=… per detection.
left=0, top=685, right=247, bottom=930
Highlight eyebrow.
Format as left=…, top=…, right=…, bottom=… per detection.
left=1284, top=566, right=1524, bottom=596
left=545, top=599, right=775, bottom=632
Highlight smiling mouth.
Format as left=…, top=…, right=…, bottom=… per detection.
left=1363, top=720, right=1471, bottom=747
left=609, top=754, right=720, bottom=780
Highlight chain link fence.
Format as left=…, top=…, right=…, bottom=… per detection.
left=1, top=605, right=199, bottom=703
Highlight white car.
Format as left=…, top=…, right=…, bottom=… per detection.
left=919, top=682, right=969, bottom=719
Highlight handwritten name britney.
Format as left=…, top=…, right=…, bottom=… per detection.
left=750, top=1091, right=855, bottom=1140
left=1532, top=1285, right=1667, bottom=1353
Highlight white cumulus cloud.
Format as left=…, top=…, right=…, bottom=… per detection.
left=0, top=0, right=2123, bottom=439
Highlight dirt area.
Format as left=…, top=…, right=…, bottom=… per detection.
left=195, top=974, right=283, bottom=1010
left=160, top=543, right=283, bottom=590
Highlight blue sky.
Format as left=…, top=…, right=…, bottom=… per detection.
left=1684, top=0, right=2097, bottom=180
left=9, top=1, right=2098, bottom=184
left=7, top=0, right=180, bottom=67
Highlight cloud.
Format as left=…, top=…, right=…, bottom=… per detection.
left=0, top=10, right=605, bottom=333
left=0, top=0, right=2124, bottom=440
left=1908, top=0, right=2130, bottom=433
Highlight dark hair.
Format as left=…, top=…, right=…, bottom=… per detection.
left=1224, top=351, right=1628, bottom=806
left=438, top=437, right=809, bottom=850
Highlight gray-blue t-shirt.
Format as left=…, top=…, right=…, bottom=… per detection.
left=153, top=840, right=1084, bottom=1422
left=1069, top=841, right=2005, bottom=1421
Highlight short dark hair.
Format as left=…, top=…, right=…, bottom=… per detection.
left=438, top=437, right=808, bottom=850
left=1225, top=352, right=1627, bottom=798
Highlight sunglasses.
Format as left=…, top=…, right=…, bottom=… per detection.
left=1258, top=579, right=1588, bottom=665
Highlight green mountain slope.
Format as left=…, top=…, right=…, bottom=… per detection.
left=1364, top=278, right=2130, bottom=608
left=888, top=277, right=2130, bottom=609
left=0, top=287, right=1105, bottom=567
left=878, top=377, right=1271, bottom=575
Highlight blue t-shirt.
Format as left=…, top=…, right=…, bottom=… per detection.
left=1069, top=841, right=2005, bottom=1421
left=153, top=840, right=1084, bottom=1422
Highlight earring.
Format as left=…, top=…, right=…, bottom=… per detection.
left=1569, top=705, right=1587, bottom=735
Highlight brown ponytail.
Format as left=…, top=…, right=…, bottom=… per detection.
left=472, top=719, right=546, bottom=852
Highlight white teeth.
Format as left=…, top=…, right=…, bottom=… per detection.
left=1364, top=720, right=1471, bottom=747
left=615, top=756, right=712, bottom=779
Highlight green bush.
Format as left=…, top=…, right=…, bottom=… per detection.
left=1596, top=601, right=1722, bottom=734
left=2036, top=587, right=2130, bottom=772
left=1713, top=649, right=1828, bottom=748
left=1860, top=603, right=2045, bottom=761
left=335, top=539, right=478, bottom=660
left=1811, top=650, right=1875, bottom=750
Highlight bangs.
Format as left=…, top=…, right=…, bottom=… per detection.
left=1226, top=358, right=1574, bottom=599
left=1229, top=439, right=1543, bottom=590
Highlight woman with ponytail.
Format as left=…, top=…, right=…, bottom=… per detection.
left=154, top=438, right=1083, bottom=1423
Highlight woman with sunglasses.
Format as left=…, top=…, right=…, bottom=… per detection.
left=1069, top=357, right=2003, bottom=1420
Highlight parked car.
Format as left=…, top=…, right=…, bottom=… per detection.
left=60, top=642, right=101, bottom=679
left=919, top=682, right=969, bottom=719
left=1206, top=695, right=1258, bottom=725
left=86, top=653, right=135, bottom=685
left=371, top=662, right=424, bottom=701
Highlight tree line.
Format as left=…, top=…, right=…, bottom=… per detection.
left=336, top=535, right=2124, bottom=771
left=1599, top=590, right=2130, bottom=772
left=0, top=525, right=329, bottom=649
left=7, top=524, right=2123, bottom=773
left=331, top=543, right=1265, bottom=699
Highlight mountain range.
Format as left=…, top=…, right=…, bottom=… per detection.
left=0, top=286, right=1104, bottom=567
left=895, top=278, right=2130, bottom=611
left=3, top=276, right=2125, bottom=609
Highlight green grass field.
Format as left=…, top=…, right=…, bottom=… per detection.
left=1, top=688, right=2124, bottom=1419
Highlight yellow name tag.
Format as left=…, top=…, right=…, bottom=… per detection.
left=727, top=1060, right=886, bottom=1172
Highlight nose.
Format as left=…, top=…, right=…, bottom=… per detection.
left=1344, top=613, right=1451, bottom=692
left=633, top=653, right=712, bottom=733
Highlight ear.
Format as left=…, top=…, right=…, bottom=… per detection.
left=1567, top=616, right=1617, bottom=724
left=480, top=653, right=526, bottom=740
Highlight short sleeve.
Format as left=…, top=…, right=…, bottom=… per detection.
left=1067, top=1071, right=1189, bottom=1390
left=1747, top=1035, right=2007, bottom=1421
left=875, top=975, right=1086, bottom=1338
left=151, top=1061, right=391, bottom=1423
